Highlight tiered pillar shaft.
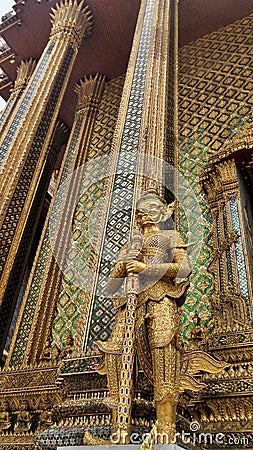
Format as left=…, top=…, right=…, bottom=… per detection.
left=0, top=0, right=92, bottom=357
left=7, top=73, right=105, bottom=367
left=0, top=58, right=36, bottom=142
left=203, top=158, right=253, bottom=308
left=82, top=0, right=178, bottom=353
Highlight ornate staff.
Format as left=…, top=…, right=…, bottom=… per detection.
left=116, top=231, right=142, bottom=443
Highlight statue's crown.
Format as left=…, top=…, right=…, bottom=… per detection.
left=136, top=189, right=167, bottom=207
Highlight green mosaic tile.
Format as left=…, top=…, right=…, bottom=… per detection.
left=179, top=14, right=253, bottom=339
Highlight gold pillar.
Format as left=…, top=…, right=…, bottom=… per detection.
left=81, top=0, right=179, bottom=354
left=0, top=0, right=92, bottom=355
left=0, top=59, right=36, bottom=142
left=7, top=74, right=105, bottom=367
left=138, top=0, right=178, bottom=198
left=202, top=156, right=253, bottom=308
left=113, top=0, right=179, bottom=439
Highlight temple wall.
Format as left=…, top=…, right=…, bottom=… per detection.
left=178, top=14, right=253, bottom=338
left=8, top=14, right=253, bottom=361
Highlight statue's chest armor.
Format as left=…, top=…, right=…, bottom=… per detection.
left=142, top=232, right=173, bottom=264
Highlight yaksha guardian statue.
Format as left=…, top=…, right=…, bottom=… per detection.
left=95, top=191, right=191, bottom=440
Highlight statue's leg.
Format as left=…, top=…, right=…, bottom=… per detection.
left=147, top=299, right=180, bottom=443
left=111, top=408, right=117, bottom=435
left=156, top=397, right=176, bottom=443
left=151, top=344, right=179, bottom=443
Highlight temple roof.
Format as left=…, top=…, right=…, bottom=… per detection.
left=0, top=0, right=253, bottom=126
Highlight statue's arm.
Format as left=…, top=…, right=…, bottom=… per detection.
left=107, top=243, right=142, bottom=293
left=163, top=231, right=192, bottom=278
left=164, top=246, right=191, bottom=279
left=144, top=247, right=190, bottom=280
left=144, top=233, right=191, bottom=280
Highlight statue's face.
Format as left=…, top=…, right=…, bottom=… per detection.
left=136, top=199, right=167, bottom=227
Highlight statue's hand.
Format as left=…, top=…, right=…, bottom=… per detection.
left=108, top=261, right=126, bottom=279
left=126, top=260, right=146, bottom=275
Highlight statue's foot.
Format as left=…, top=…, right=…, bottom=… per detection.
left=156, top=421, right=176, bottom=444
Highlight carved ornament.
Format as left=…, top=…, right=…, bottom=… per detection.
left=50, top=0, right=93, bottom=50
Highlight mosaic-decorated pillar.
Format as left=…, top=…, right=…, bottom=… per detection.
left=0, top=0, right=92, bottom=357
left=7, top=74, right=105, bottom=367
left=76, top=0, right=179, bottom=353
left=0, top=58, right=36, bottom=140
left=202, top=156, right=253, bottom=309
left=3, top=119, right=69, bottom=358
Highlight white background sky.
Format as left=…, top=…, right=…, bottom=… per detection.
left=0, top=0, right=15, bottom=110
left=0, top=0, right=14, bottom=18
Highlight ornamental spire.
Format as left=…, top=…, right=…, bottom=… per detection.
left=74, top=73, right=105, bottom=112
left=12, top=58, right=36, bottom=94
left=50, top=0, right=93, bottom=49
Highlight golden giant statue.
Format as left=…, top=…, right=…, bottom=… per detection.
left=95, top=191, right=192, bottom=441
